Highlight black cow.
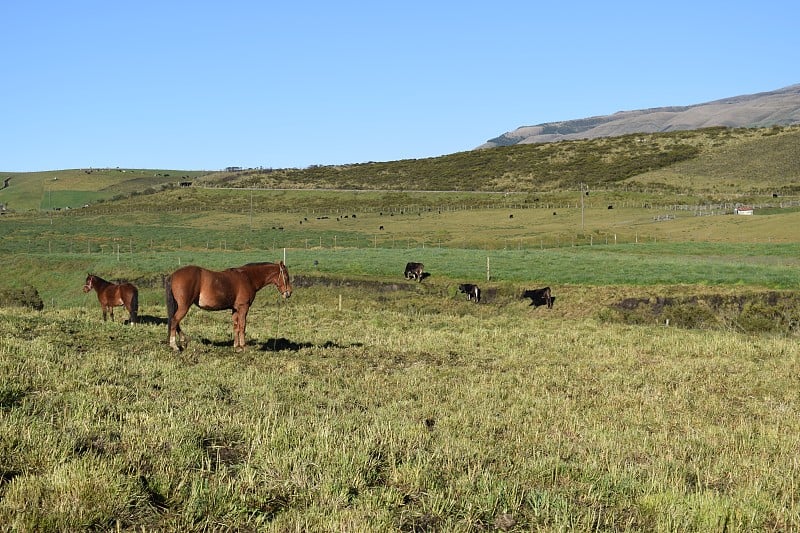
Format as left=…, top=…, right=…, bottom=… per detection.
left=523, top=287, right=553, bottom=309
left=458, top=283, right=481, bottom=303
left=404, top=262, right=424, bottom=282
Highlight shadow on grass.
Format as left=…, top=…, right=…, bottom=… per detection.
left=195, top=337, right=363, bottom=352
left=259, top=338, right=364, bottom=352
left=134, top=314, right=168, bottom=326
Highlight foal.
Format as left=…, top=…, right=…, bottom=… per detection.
left=83, top=274, right=139, bottom=324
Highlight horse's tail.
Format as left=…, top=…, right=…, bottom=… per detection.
left=165, top=275, right=176, bottom=333
left=130, top=288, right=139, bottom=324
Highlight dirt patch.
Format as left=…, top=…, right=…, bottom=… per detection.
left=606, top=290, right=800, bottom=334
left=292, top=275, right=418, bottom=293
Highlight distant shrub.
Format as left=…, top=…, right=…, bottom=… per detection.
left=661, top=302, right=718, bottom=329
left=735, top=300, right=800, bottom=334
left=0, top=285, right=44, bottom=310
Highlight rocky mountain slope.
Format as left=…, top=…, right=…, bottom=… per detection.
left=480, top=84, right=800, bottom=148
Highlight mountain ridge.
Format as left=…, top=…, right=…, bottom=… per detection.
left=480, top=84, right=800, bottom=148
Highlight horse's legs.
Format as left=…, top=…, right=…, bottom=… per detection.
left=174, top=323, right=186, bottom=349
left=239, top=308, right=249, bottom=350
left=169, top=305, right=190, bottom=351
left=232, top=310, right=241, bottom=349
left=233, top=305, right=250, bottom=351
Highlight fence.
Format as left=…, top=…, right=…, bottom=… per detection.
left=10, top=196, right=800, bottom=257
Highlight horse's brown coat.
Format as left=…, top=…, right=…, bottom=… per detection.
left=165, top=261, right=291, bottom=351
left=83, top=274, right=139, bottom=324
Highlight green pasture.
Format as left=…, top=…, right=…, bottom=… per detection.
left=2, top=286, right=800, bottom=530
left=6, top=187, right=800, bottom=255
left=4, top=241, right=800, bottom=315
left=0, top=168, right=208, bottom=212
left=3, top=187, right=800, bottom=312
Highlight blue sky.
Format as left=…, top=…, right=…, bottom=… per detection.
left=2, top=1, right=797, bottom=172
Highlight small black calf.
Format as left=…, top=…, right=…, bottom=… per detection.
left=522, top=287, right=553, bottom=309
left=458, top=283, right=481, bottom=303
left=404, top=262, right=424, bottom=282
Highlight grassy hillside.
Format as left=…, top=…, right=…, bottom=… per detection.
left=193, top=126, right=800, bottom=195
left=631, top=126, right=800, bottom=194
left=3, top=126, right=798, bottom=214
left=0, top=168, right=211, bottom=212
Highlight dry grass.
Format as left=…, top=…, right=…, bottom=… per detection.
left=2, top=288, right=800, bottom=530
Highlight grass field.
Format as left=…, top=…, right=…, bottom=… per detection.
left=3, top=137, right=800, bottom=530
left=2, top=285, right=800, bottom=530
left=6, top=186, right=800, bottom=256
left=2, top=208, right=800, bottom=528
left=0, top=169, right=208, bottom=212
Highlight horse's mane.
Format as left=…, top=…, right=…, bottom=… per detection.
left=229, top=262, right=281, bottom=273
left=241, top=262, right=277, bottom=267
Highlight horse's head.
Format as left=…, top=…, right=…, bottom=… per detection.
left=82, top=274, right=95, bottom=293
left=277, top=261, right=292, bottom=299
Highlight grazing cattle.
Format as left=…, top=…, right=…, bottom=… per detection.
left=522, top=287, right=553, bottom=309
left=458, top=283, right=481, bottom=303
left=404, top=262, right=424, bottom=282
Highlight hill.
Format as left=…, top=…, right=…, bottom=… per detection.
left=195, top=126, right=800, bottom=195
left=2, top=126, right=799, bottom=211
left=0, top=168, right=210, bottom=212
left=480, top=83, right=800, bottom=148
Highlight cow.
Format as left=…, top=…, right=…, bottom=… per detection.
left=404, top=262, right=424, bottom=281
left=458, top=283, right=481, bottom=303
left=523, top=287, right=553, bottom=309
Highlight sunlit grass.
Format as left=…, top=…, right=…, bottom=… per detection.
left=2, top=298, right=800, bottom=530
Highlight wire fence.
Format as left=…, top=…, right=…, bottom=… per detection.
left=10, top=197, right=800, bottom=256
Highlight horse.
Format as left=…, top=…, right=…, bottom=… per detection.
left=458, top=283, right=481, bottom=303
left=164, top=261, right=292, bottom=352
left=83, top=274, right=139, bottom=324
left=404, top=262, right=424, bottom=282
left=523, top=287, right=554, bottom=309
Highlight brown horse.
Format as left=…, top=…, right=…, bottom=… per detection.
left=165, top=261, right=292, bottom=351
left=83, top=274, right=139, bottom=324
